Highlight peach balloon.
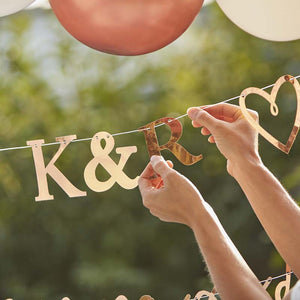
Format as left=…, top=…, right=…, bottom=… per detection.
left=49, top=0, right=203, bottom=55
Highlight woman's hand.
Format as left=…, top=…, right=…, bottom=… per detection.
left=187, top=103, right=262, bottom=176
left=138, top=156, right=272, bottom=300
left=138, top=155, right=205, bottom=228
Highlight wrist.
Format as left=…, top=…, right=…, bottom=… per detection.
left=230, top=151, right=264, bottom=179
left=189, top=201, right=218, bottom=231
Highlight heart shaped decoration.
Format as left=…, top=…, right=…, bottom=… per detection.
left=239, top=75, right=300, bottom=154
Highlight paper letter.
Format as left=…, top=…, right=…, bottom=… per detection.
left=275, top=265, right=292, bottom=300
left=27, top=135, right=87, bottom=201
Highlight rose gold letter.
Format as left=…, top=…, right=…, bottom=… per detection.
left=139, top=117, right=202, bottom=165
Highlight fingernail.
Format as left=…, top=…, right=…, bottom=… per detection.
left=200, top=105, right=211, bottom=109
left=150, top=155, right=164, bottom=165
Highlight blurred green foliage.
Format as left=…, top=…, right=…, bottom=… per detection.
left=0, top=3, right=299, bottom=299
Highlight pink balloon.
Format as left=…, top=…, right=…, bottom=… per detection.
left=49, top=0, right=203, bottom=56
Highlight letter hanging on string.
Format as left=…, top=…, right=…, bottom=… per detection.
left=275, top=265, right=292, bottom=300
left=139, top=117, right=203, bottom=165
left=184, top=290, right=218, bottom=300
left=27, top=135, right=87, bottom=201
left=239, top=75, right=300, bottom=154
left=84, top=132, right=139, bottom=192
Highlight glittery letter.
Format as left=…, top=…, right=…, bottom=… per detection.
left=240, top=75, right=300, bottom=154
left=139, top=117, right=202, bottom=165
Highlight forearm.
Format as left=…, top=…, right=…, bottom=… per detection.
left=191, top=203, right=271, bottom=300
left=232, top=158, right=300, bottom=278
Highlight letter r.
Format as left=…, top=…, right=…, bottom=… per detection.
left=139, top=117, right=203, bottom=166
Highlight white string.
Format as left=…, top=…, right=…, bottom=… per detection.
left=1, top=75, right=300, bottom=153
left=191, top=271, right=294, bottom=300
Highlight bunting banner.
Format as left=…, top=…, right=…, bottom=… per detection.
left=4, top=265, right=295, bottom=300
left=0, top=75, right=299, bottom=201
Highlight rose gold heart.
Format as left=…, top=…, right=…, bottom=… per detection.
left=239, top=75, right=300, bottom=154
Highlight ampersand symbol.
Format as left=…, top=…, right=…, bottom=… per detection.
left=84, top=132, right=139, bottom=192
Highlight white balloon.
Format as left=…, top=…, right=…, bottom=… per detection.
left=203, top=0, right=215, bottom=7
left=216, top=0, right=300, bottom=41
left=0, top=0, right=35, bottom=17
left=27, top=0, right=50, bottom=10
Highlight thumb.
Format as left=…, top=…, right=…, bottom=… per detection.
left=151, top=155, right=173, bottom=178
left=188, top=107, right=221, bottom=134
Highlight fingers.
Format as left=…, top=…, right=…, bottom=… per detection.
left=192, top=120, right=202, bottom=128
left=138, top=162, right=155, bottom=193
left=208, top=136, right=215, bottom=143
left=138, top=158, right=174, bottom=193
left=167, top=160, right=173, bottom=169
left=155, top=160, right=173, bottom=189
left=204, top=103, right=258, bottom=121
left=150, top=155, right=173, bottom=178
left=188, top=103, right=245, bottom=126
left=187, top=108, right=222, bottom=135
left=193, top=123, right=212, bottom=137
left=201, top=127, right=214, bottom=143
left=203, top=103, right=244, bottom=122
left=139, top=156, right=175, bottom=214
left=188, top=103, right=258, bottom=125
left=201, top=127, right=211, bottom=136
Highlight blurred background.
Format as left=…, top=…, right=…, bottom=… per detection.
left=0, top=1, right=300, bottom=299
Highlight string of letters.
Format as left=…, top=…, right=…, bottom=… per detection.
left=1, top=74, right=300, bottom=153
left=1, top=74, right=298, bottom=201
